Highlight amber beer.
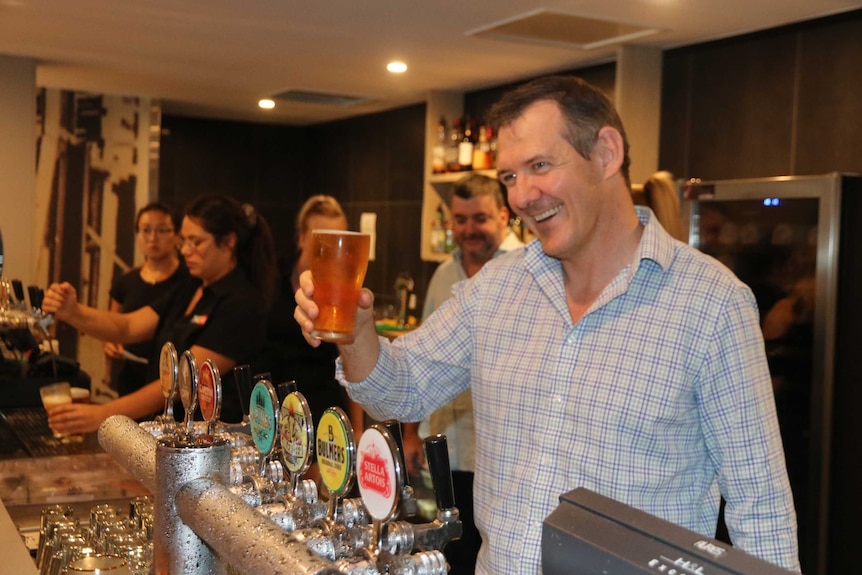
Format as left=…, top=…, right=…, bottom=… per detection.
left=310, top=230, right=371, bottom=341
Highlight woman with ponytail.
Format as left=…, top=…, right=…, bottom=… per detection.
left=42, top=194, right=277, bottom=432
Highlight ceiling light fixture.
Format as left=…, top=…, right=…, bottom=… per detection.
left=386, top=61, right=407, bottom=73
left=258, top=98, right=275, bottom=110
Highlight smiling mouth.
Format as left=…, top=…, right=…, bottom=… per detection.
left=534, top=206, right=561, bottom=223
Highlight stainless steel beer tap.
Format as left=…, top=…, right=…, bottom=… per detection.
left=394, top=272, right=415, bottom=328
left=406, top=434, right=462, bottom=552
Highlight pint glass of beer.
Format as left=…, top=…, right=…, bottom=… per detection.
left=310, top=230, right=371, bottom=342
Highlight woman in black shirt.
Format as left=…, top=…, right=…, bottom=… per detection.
left=42, top=194, right=276, bottom=433
left=105, top=202, right=188, bottom=396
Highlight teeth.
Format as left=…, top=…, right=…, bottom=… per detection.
left=534, top=206, right=560, bottom=222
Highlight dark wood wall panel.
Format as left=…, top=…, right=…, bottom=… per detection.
left=795, top=17, right=862, bottom=175
left=684, top=34, right=797, bottom=180
left=658, top=54, right=692, bottom=178
left=158, top=116, right=308, bottom=256
left=160, top=104, right=435, bottom=304
left=464, top=63, right=616, bottom=124
left=660, top=9, right=862, bottom=181
left=303, top=103, right=436, bottom=302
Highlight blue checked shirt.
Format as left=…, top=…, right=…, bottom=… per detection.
left=341, top=207, right=800, bottom=574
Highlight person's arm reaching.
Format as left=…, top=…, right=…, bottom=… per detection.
left=43, top=282, right=158, bottom=345
left=103, top=298, right=126, bottom=359
left=46, top=344, right=238, bottom=435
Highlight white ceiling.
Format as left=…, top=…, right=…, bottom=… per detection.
left=1, top=0, right=859, bottom=125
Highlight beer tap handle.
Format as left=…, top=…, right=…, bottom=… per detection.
left=233, top=364, right=253, bottom=419
left=380, top=420, right=409, bottom=487
left=424, top=434, right=456, bottom=511
left=11, top=280, right=25, bottom=304
left=27, top=285, right=43, bottom=311
left=276, top=380, right=298, bottom=403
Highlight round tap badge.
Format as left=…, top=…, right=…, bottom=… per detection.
left=280, top=391, right=313, bottom=476
left=159, top=342, right=178, bottom=400
left=177, top=350, right=198, bottom=414
left=249, top=379, right=279, bottom=457
left=316, top=407, right=355, bottom=497
left=356, top=424, right=401, bottom=521
left=198, top=359, right=221, bottom=424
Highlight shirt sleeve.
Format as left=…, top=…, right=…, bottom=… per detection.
left=699, top=283, right=801, bottom=572
left=342, top=275, right=475, bottom=423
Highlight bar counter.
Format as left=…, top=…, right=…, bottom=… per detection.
left=0, top=406, right=149, bottom=569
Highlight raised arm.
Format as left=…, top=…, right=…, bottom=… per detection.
left=103, top=298, right=126, bottom=359
left=293, top=269, right=380, bottom=382
left=43, top=282, right=158, bottom=344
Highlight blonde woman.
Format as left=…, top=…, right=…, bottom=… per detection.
left=631, top=170, right=687, bottom=242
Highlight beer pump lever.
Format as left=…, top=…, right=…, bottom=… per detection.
left=379, top=420, right=418, bottom=519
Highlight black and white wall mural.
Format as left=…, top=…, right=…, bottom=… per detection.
left=34, top=88, right=156, bottom=400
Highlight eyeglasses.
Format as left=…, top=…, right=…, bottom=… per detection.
left=179, top=235, right=211, bottom=250
left=138, top=227, right=174, bottom=237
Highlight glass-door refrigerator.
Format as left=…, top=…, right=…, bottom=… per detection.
left=682, top=173, right=862, bottom=575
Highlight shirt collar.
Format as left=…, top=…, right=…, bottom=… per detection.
left=632, top=205, right=677, bottom=273
left=521, top=205, right=679, bottom=298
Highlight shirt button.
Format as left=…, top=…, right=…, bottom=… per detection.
left=541, top=454, right=551, bottom=465
left=552, top=396, right=562, bottom=404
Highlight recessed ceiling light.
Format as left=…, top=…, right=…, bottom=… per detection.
left=387, top=61, right=407, bottom=73
left=258, top=98, right=275, bottom=110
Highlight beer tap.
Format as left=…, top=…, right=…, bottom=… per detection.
left=232, top=363, right=254, bottom=426
left=231, top=377, right=281, bottom=506
left=27, top=283, right=58, bottom=376
left=146, top=342, right=179, bottom=437
left=356, top=431, right=461, bottom=560
left=177, top=349, right=199, bottom=440
left=394, top=272, right=414, bottom=329
left=11, top=279, right=27, bottom=311
left=290, top=407, right=374, bottom=560
left=304, top=427, right=458, bottom=573
left=198, top=359, right=221, bottom=437
left=407, top=434, right=462, bottom=552
left=379, top=420, right=417, bottom=519
left=254, top=389, right=330, bottom=531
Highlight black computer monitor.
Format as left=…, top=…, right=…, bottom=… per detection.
left=543, top=488, right=791, bottom=575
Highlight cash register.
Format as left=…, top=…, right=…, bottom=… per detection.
left=543, top=488, right=792, bottom=575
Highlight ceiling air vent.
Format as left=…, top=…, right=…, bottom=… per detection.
left=271, top=89, right=372, bottom=108
left=468, top=9, right=661, bottom=51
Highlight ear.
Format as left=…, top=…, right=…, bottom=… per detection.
left=498, top=205, right=510, bottom=226
left=223, top=232, right=237, bottom=251
left=594, top=126, right=625, bottom=180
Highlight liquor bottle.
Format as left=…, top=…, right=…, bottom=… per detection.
left=431, top=116, right=447, bottom=174
left=431, top=204, right=446, bottom=253
left=444, top=223, right=456, bottom=253
left=488, top=126, right=497, bottom=168
left=458, top=117, right=474, bottom=171
left=445, top=119, right=462, bottom=173
left=472, top=125, right=493, bottom=170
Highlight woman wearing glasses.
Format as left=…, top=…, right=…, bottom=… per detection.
left=43, top=194, right=277, bottom=433
left=104, top=202, right=188, bottom=398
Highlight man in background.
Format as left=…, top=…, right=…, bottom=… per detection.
left=403, top=173, right=523, bottom=575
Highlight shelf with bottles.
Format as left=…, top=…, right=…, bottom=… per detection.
left=422, top=91, right=501, bottom=262
left=428, top=169, right=497, bottom=185
left=430, top=114, right=496, bottom=179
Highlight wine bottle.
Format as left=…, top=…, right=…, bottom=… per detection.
left=458, top=116, right=475, bottom=171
